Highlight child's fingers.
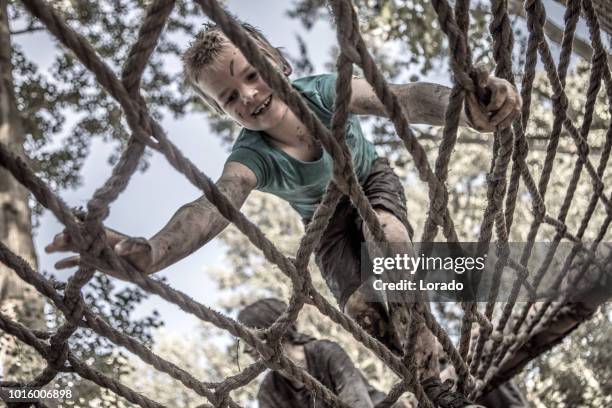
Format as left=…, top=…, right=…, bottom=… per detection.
left=486, top=82, right=508, bottom=112
left=115, top=237, right=151, bottom=256
left=105, top=227, right=131, bottom=247
left=55, top=255, right=81, bottom=269
left=466, top=93, right=494, bottom=131
left=45, top=232, right=72, bottom=253
left=496, top=106, right=520, bottom=130
left=490, top=95, right=519, bottom=127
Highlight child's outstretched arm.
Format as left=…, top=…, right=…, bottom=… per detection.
left=46, top=161, right=256, bottom=278
left=349, top=77, right=521, bottom=132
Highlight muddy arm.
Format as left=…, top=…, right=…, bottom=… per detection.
left=349, top=78, right=470, bottom=127
left=146, top=161, right=256, bottom=273
left=349, top=76, right=521, bottom=132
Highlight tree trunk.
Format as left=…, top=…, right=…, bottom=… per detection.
left=0, top=0, right=45, bottom=381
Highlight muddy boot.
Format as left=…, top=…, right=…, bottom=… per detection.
left=345, top=284, right=403, bottom=354
left=422, top=378, right=485, bottom=408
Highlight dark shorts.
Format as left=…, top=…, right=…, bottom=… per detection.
left=311, top=158, right=413, bottom=310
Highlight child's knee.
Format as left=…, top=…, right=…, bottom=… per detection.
left=345, top=288, right=400, bottom=350
left=346, top=290, right=383, bottom=332
left=375, top=209, right=411, bottom=243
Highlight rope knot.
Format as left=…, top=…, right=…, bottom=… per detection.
left=521, top=279, right=537, bottom=298
left=556, top=222, right=568, bottom=237
left=428, top=185, right=449, bottom=227
left=594, top=179, right=605, bottom=197
left=332, top=166, right=352, bottom=195
left=258, top=337, right=284, bottom=370
left=86, top=198, right=111, bottom=223
left=79, top=217, right=110, bottom=259
left=577, top=141, right=590, bottom=158
left=495, top=242, right=511, bottom=260
left=213, top=391, right=231, bottom=408
left=453, top=70, right=476, bottom=93
left=46, top=342, right=69, bottom=371
left=486, top=172, right=505, bottom=185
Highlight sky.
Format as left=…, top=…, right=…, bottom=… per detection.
left=14, top=0, right=597, bottom=339
left=18, top=1, right=336, bottom=333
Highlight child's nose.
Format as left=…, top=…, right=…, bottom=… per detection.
left=241, top=88, right=258, bottom=104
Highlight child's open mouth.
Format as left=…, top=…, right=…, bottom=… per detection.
left=252, top=95, right=272, bottom=116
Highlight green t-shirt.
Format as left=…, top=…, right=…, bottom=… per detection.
left=226, top=73, right=378, bottom=220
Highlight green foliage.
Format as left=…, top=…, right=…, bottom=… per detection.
left=288, top=0, right=497, bottom=79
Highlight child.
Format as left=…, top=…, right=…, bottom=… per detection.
left=47, top=21, right=521, bottom=407
left=239, top=298, right=527, bottom=407
left=238, top=298, right=415, bottom=408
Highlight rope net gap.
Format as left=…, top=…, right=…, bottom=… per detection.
left=0, top=0, right=611, bottom=407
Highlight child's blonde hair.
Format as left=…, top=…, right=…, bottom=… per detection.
left=182, top=22, right=291, bottom=114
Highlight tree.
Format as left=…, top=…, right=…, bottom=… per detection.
left=44, top=273, right=163, bottom=408
left=518, top=305, right=612, bottom=407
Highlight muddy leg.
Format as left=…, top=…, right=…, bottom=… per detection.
left=366, top=210, right=484, bottom=407
left=345, top=282, right=403, bottom=354
left=364, top=209, right=440, bottom=379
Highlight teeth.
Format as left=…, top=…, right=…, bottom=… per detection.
left=253, top=96, right=271, bottom=116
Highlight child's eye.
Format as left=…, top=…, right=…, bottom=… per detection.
left=226, top=91, right=238, bottom=104
left=246, top=72, right=258, bottom=81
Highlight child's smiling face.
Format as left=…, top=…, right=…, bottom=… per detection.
left=195, top=42, right=290, bottom=132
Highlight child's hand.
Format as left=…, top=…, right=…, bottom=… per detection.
left=46, top=230, right=157, bottom=278
left=464, top=75, right=522, bottom=132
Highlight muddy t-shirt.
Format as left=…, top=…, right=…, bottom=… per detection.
left=257, top=340, right=379, bottom=408
left=226, top=74, right=378, bottom=220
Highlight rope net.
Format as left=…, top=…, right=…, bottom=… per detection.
left=0, top=0, right=610, bottom=406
